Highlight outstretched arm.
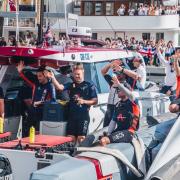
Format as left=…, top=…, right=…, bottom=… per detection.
left=112, top=76, right=135, bottom=102
left=17, top=61, right=35, bottom=88
left=44, top=70, right=64, bottom=91
left=174, top=55, right=180, bottom=77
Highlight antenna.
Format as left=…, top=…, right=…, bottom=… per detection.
left=37, top=0, right=44, bottom=45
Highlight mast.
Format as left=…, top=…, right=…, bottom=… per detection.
left=15, top=0, right=19, bottom=44
left=37, top=0, right=44, bottom=45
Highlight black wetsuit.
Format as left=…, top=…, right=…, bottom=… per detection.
left=108, top=99, right=140, bottom=143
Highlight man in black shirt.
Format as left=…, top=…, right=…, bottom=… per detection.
left=47, top=63, right=98, bottom=143
left=0, top=87, right=4, bottom=118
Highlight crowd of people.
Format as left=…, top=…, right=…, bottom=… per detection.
left=117, top=4, right=179, bottom=16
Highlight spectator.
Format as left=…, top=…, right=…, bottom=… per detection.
left=117, top=4, right=126, bottom=16
left=138, top=4, right=145, bottom=16
left=128, top=6, right=135, bottom=16
left=157, top=42, right=176, bottom=99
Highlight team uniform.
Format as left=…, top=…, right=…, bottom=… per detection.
left=108, top=98, right=140, bottom=143
left=64, top=81, right=97, bottom=136
left=19, top=72, right=56, bottom=130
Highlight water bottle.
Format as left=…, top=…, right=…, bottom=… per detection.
left=29, top=126, right=35, bottom=143
left=0, top=117, right=3, bottom=134
left=41, top=89, right=47, bottom=102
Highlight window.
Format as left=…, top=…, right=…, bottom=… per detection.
left=156, top=33, right=164, bottom=41
left=84, top=2, right=93, bottom=15
left=95, top=2, right=103, bottom=15
left=106, top=2, right=114, bottom=15
left=142, top=33, right=150, bottom=40
left=92, top=33, right=97, bottom=40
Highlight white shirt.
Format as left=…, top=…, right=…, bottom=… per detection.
left=138, top=7, right=145, bottom=15
left=135, top=65, right=146, bottom=89
left=117, top=8, right=125, bottom=15
left=108, top=87, right=119, bottom=105
left=157, top=52, right=176, bottom=90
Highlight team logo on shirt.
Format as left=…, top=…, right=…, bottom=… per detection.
left=117, top=113, right=126, bottom=122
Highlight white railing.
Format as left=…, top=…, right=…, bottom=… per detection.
left=78, top=15, right=179, bottom=31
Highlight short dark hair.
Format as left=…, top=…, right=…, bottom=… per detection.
left=73, top=63, right=84, bottom=71
left=37, top=65, right=46, bottom=72
left=59, top=65, right=72, bottom=75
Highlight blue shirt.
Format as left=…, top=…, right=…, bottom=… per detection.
left=64, top=81, right=97, bottom=114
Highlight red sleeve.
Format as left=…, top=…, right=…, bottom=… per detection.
left=176, top=76, right=180, bottom=98
left=128, top=102, right=140, bottom=134
left=19, top=72, right=36, bottom=99
left=19, top=72, right=35, bottom=89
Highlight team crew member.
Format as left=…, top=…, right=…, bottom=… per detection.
left=0, top=87, right=4, bottom=118
left=48, top=63, right=98, bottom=143
left=157, top=43, right=176, bottom=98
left=17, top=61, right=56, bottom=130
left=101, top=60, right=125, bottom=127
left=115, top=57, right=146, bottom=90
left=169, top=52, right=180, bottom=113
left=100, top=76, right=140, bottom=146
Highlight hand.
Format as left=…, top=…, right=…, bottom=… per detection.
left=44, top=70, right=55, bottom=79
left=111, top=60, right=121, bottom=67
left=33, top=101, right=43, bottom=107
left=17, top=61, right=24, bottom=73
left=112, top=76, right=120, bottom=87
left=100, top=137, right=110, bottom=146
left=77, top=97, right=85, bottom=105
left=112, top=64, right=122, bottom=72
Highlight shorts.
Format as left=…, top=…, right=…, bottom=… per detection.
left=66, top=112, right=90, bottom=136
left=108, top=130, right=133, bottom=143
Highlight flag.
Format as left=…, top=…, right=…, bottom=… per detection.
left=8, top=0, right=16, bottom=12
left=44, top=24, right=53, bottom=39
left=138, top=47, right=156, bottom=57
left=43, top=24, right=53, bottom=47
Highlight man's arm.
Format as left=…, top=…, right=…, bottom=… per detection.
left=44, top=70, right=64, bottom=91
left=108, top=120, right=116, bottom=134
left=17, top=61, right=35, bottom=89
left=112, top=76, right=135, bottom=102
left=77, top=98, right=98, bottom=106
left=156, top=42, right=168, bottom=65
left=101, top=63, right=111, bottom=76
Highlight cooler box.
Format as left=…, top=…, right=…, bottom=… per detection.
left=0, top=135, right=73, bottom=150
left=43, top=102, right=64, bottom=122
left=40, top=121, right=67, bottom=136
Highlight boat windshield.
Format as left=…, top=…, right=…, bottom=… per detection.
left=84, top=62, right=111, bottom=94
